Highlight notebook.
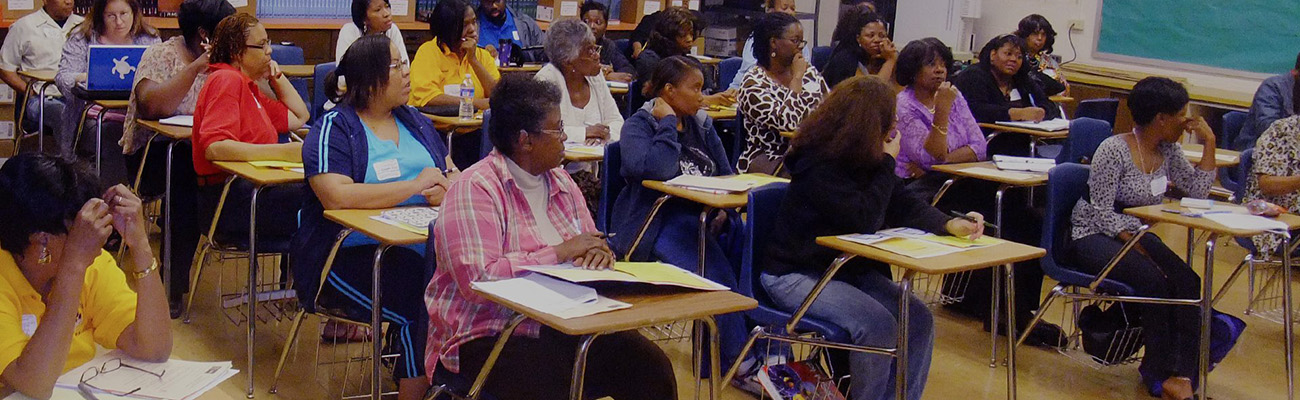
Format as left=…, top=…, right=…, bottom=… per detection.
left=87, top=45, right=149, bottom=92
left=995, top=118, right=1070, bottom=132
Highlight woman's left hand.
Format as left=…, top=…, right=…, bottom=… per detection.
left=585, top=124, right=610, bottom=145
left=881, top=40, right=898, bottom=61
left=945, top=211, right=985, bottom=240
left=103, top=185, right=150, bottom=250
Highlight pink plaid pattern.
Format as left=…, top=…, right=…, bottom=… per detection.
left=425, top=150, right=598, bottom=375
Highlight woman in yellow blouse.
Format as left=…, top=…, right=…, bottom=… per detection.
left=0, top=153, right=171, bottom=399
left=409, top=0, right=500, bottom=110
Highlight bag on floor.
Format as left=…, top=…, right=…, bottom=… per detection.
left=1077, top=302, right=1143, bottom=364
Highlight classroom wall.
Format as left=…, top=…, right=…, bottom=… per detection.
left=969, top=0, right=1264, bottom=93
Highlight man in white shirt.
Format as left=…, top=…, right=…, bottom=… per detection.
left=0, top=0, right=82, bottom=141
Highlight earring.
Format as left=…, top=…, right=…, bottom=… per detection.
left=37, top=238, right=51, bottom=265
left=771, top=52, right=777, bottom=58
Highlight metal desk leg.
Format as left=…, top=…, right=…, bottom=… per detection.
left=1284, top=236, right=1296, bottom=400
left=246, top=184, right=263, bottom=398
left=468, top=314, right=527, bottom=399
left=897, top=270, right=915, bottom=400
left=37, top=82, right=51, bottom=153
left=1197, top=233, right=1218, bottom=400
left=95, top=109, right=106, bottom=174
left=700, top=317, right=723, bottom=400
left=990, top=185, right=1009, bottom=367
left=569, top=334, right=600, bottom=400
left=693, top=207, right=715, bottom=400
left=1005, top=262, right=1018, bottom=400
left=162, top=141, right=175, bottom=296
left=370, top=244, right=391, bottom=400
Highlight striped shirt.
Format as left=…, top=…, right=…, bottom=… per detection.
left=424, top=150, right=597, bottom=374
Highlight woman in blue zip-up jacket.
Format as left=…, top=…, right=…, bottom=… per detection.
left=295, top=36, right=456, bottom=400
left=609, top=55, right=759, bottom=388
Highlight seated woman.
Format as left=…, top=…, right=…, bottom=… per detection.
left=122, top=0, right=235, bottom=315
left=534, top=19, right=623, bottom=213
left=192, top=13, right=310, bottom=253
left=727, top=0, right=811, bottom=91
left=952, top=34, right=1060, bottom=156
left=822, top=5, right=896, bottom=88
left=736, top=11, right=828, bottom=174
left=0, top=154, right=171, bottom=399
left=1246, top=113, right=1300, bottom=256
left=426, top=75, right=673, bottom=400
left=1013, top=14, right=1067, bottom=97
left=296, top=35, right=452, bottom=400
left=409, top=0, right=499, bottom=167
left=580, top=1, right=634, bottom=83
left=1067, top=77, right=1222, bottom=400
left=610, top=55, right=755, bottom=388
left=762, top=75, right=984, bottom=400
left=56, top=0, right=160, bottom=158
left=337, top=0, right=409, bottom=64
left=634, top=7, right=735, bottom=107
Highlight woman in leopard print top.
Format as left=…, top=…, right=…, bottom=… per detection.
left=736, top=12, right=828, bottom=175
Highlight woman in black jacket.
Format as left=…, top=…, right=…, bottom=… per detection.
left=821, top=5, right=897, bottom=88
left=760, top=75, right=984, bottom=399
left=952, top=34, right=1060, bottom=127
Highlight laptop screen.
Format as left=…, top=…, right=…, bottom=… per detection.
left=87, top=45, right=149, bottom=92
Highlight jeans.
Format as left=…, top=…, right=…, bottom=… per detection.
left=650, top=210, right=746, bottom=368
left=21, top=95, right=64, bottom=139
left=761, top=271, right=933, bottom=400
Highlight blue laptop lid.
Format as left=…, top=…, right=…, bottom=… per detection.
left=87, top=45, right=149, bottom=92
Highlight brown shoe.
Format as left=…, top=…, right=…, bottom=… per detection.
left=1160, top=377, right=1193, bottom=400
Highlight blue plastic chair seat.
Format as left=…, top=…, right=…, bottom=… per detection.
left=1042, top=164, right=1139, bottom=296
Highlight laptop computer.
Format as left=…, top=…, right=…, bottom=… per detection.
left=85, top=45, right=149, bottom=94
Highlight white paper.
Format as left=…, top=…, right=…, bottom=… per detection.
left=559, top=1, right=579, bottom=16
left=606, top=81, right=629, bottom=89
left=536, top=5, right=554, bottom=21
left=565, top=142, right=604, bottom=156
left=390, top=0, right=409, bottom=16
left=55, top=351, right=237, bottom=400
left=1181, top=149, right=1238, bottom=163
left=644, top=1, right=662, bottom=15
left=689, top=0, right=700, bottom=9
left=993, top=155, right=1055, bottom=172
left=159, top=115, right=194, bottom=127
left=995, top=118, right=1070, bottom=132
left=962, top=166, right=1040, bottom=181
left=7, top=0, right=34, bottom=11
left=665, top=175, right=753, bottom=193
left=1203, top=213, right=1291, bottom=235
left=471, top=274, right=630, bottom=319
left=226, top=0, right=247, bottom=8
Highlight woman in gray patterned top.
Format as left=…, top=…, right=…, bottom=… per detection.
left=1067, top=77, right=1219, bottom=400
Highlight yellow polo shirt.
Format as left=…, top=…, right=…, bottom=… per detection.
left=409, top=38, right=500, bottom=107
left=0, top=249, right=137, bottom=374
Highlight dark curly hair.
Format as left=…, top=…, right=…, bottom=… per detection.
left=488, top=74, right=563, bottom=156
left=645, top=7, right=700, bottom=58
left=1128, top=77, right=1189, bottom=126
left=895, top=37, right=953, bottom=87
left=752, top=12, right=801, bottom=69
left=0, top=153, right=103, bottom=257
left=1014, top=14, right=1056, bottom=55
left=208, top=13, right=261, bottom=65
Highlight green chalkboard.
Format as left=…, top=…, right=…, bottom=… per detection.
left=1097, top=0, right=1300, bottom=75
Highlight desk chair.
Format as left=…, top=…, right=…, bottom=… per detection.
left=718, top=57, right=742, bottom=90
left=598, top=141, right=624, bottom=233
left=615, top=38, right=631, bottom=60
left=1055, top=117, right=1112, bottom=165
left=723, top=183, right=863, bottom=387
left=811, top=46, right=832, bottom=71
left=1217, top=111, right=1248, bottom=197
left=624, top=80, right=648, bottom=118
left=311, top=62, right=337, bottom=125
left=271, top=43, right=310, bottom=112
left=1018, top=163, right=1172, bottom=366
left=1212, top=148, right=1296, bottom=322
left=1073, top=99, right=1119, bottom=129
left=479, top=109, right=493, bottom=161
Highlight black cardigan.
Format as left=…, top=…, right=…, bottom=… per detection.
left=761, top=151, right=952, bottom=278
left=821, top=43, right=869, bottom=88
left=951, top=62, right=1061, bottom=124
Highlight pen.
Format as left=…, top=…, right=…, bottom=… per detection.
left=948, top=210, right=995, bottom=229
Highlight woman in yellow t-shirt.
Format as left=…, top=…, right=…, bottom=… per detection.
left=409, top=0, right=500, bottom=110
left=0, top=153, right=171, bottom=399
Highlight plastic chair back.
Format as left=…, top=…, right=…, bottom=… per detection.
left=1056, top=117, right=1111, bottom=164
left=1233, top=148, right=1259, bottom=252
left=719, top=57, right=743, bottom=89
left=811, top=46, right=832, bottom=71
left=615, top=38, right=632, bottom=60
left=480, top=109, right=493, bottom=160
left=270, top=43, right=309, bottom=115
left=1074, top=99, right=1119, bottom=128
left=625, top=80, right=648, bottom=118
left=1222, top=111, right=1248, bottom=148
left=311, top=62, right=336, bottom=125
left=1042, top=163, right=1134, bottom=294
left=598, top=141, right=625, bottom=233
left=1218, top=111, right=1249, bottom=193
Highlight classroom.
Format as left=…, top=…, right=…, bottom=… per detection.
left=0, top=0, right=1295, bottom=399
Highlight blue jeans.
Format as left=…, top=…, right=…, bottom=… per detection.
left=21, top=95, right=64, bottom=141
left=651, top=210, right=746, bottom=368
left=761, top=271, right=933, bottom=400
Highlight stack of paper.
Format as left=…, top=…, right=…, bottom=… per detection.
left=248, top=160, right=305, bottom=173
left=726, top=174, right=790, bottom=188
left=54, top=351, right=237, bottom=400
left=606, top=81, right=629, bottom=89
left=565, top=143, right=605, bottom=156
left=371, top=207, right=440, bottom=236
left=665, top=175, right=754, bottom=193
left=1203, top=213, right=1291, bottom=235
left=472, top=274, right=630, bottom=319
left=996, top=118, right=1070, bottom=132
left=839, top=227, right=1003, bottom=258
left=158, top=115, right=193, bottom=127
left=993, top=155, right=1056, bottom=173
left=523, top=262, right=729, bottom=291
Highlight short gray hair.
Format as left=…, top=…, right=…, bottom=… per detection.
left=544, top=19, right=595, bottom=67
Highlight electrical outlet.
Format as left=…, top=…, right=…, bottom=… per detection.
left=1069, top=19, right=1085, bottom=31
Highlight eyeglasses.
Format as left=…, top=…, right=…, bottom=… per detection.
left=389, top=59, right=410, bottom=70
left=104, top=11, right=132, bottom=23
left=782, top=37, right=807, bottom=49
left=585, top=44, right=603, bottom=56
left=245, top=41, right=272, bottom=54
left=78, top=358, right=166, bottom=400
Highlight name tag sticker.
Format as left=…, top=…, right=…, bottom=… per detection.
left=21, top=314, right=36, bottom=337
left=1008, top=88, right=1023, bottom=102
left=443, top=84, right=460, bottom=95
left=374, top=159, right=401, bottom=181
left=1151, top=175, right=1168, bottom=197
left=513, top=31, right=520, bottom=41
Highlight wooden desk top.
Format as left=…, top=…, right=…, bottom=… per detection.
left=692, top=55, right=722, bottom=65
left=1181, top=143, right=1241, bottom=168
left=424, top=113, right=485, bottom=130
left=213, top=161, right=304, bottom=186
left=642, top=180, right=749, bottom=209
left=18, top=69, right=55, bottom=82
left=564, top=150, right=603, bottom=163
left=610, top=86, right=629, bottom=95
left=707, top=108, right=737, bottom=121
left=815, top=236, right=1046, bottom=275
left=92, top=99, right=130, bottom=109
left=475, top=286, right=757, bottom=336
left=136, top=119, right=192, bottom=140
left=1125, top=204, right=1300, bottom=237
left=978, top=122, right=1069, bottom=139
left=324, top=208, right=428, bottom=246
left=280, top=65, right=315, bottom=78
left=501, top=64, right=544, bottom=73
left=930, top=161, right=1049, bottom=187
left=1049, top=95, right=1075, bottom=103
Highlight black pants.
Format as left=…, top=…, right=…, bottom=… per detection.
left=321, top=245, right=430, bottom=380
left=447, top=328, right=677, bottom=400
left=197, top=179, right=304, bottom=283
left=910, top=172, right=1047, bottom=327
left=125, top=141, right=199, bottom=299
left=1067, top=233, right=1202, bottom=381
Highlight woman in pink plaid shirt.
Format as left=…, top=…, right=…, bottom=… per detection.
left=424, top=75, right=676, bottom=399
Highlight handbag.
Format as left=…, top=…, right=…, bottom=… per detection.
left=1077, top=302, right=1143, bottom=364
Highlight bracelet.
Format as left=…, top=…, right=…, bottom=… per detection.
left=934, top=125, right=949, bottom=135
left=131, top=258, right=159, bottom=281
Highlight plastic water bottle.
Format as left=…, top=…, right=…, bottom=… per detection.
left=458, top=73, right=475, bottom=121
